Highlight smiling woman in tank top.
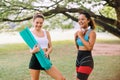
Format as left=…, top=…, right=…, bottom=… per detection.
left=31, top=29, right=49, bottom=54
left=29, top=12, right=65, bottom=80
left=74, top=12, right=96, bottom=80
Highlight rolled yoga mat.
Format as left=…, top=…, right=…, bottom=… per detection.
left=19, top=27, right=52, bottom=70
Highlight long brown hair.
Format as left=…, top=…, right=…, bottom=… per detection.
left=79, top=12, right=95, bottom=29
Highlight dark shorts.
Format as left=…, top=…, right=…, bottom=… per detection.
left=76, top=50, right=94, bottom=80
left=29, top=54, right=51, bottom=70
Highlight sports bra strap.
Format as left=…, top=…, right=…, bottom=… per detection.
left=85, top=29, right=92, bottom=36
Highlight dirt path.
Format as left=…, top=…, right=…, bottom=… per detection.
left=93, top=43, right=120, bottom=56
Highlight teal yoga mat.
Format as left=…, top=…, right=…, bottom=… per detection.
left=19, top=27, right=52, bottom=70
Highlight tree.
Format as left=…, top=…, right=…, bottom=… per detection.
left=0, top=0, right=120, bottom=38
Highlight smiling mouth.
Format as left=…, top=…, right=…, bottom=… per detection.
left=79, top=23, right=84, bottom=25
left=36, top=26, right=41, bottom=28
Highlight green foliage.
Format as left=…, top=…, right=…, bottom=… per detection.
left=99, top=6, right=117, bottom=19
left=61, top=24, right=73, bottom=29
left=15, top=21, right=32, bottom=31
left=0, top=0, right=119, bottom=36
left=96, top=25, right=105, bottom=32
left=15, top=26, right=26, bottom=31
left=44, top=14, right=73, bottom=30
left=0, top=0, right=35, bottom=21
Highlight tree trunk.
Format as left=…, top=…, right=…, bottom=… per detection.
left=114, top=0, right=120, bottom=30
left=95, top=19, right=120, bottom=38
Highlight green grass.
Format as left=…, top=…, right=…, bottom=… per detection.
left=89, top=56, right=120, bottom=80
left=0, top=40, right=120, bottom=80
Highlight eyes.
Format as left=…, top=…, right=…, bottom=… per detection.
left=78, top=14, right=88, bottom=22
left=36, top=22, right=43, bottom=25
left=79, top=18, right=86, bottom=21
left=34, top=18, right=44, bottom=25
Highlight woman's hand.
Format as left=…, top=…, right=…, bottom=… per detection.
left=30, top=45, right=40, bottom=54
left=44, top=52, right=49, bottom=58
left=77, top=30, right=84, bottom=38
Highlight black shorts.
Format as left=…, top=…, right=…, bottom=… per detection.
left=76, top=50, right=94, bottom=80
left=29, top=54, right=51, bottom=70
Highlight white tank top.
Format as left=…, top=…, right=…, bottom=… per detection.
left=32, top=29, right=49, bottom=49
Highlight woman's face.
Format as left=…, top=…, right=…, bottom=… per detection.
left=33, top=18, right=44, bottom=31
left=78, top=14, right=90, bottom=29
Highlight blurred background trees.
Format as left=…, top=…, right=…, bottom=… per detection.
left=0, top=0, right=120, bottom=38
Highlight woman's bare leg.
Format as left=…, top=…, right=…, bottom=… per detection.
left=29, top=69, right=40, bottom=80
left=45, top=65, right=65, bottom=80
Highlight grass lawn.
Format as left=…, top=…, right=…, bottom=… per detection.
left=0, top=40, right=120, bottom=80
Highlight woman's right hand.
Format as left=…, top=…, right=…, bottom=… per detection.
left=77, top=30, right=84, bottom=39
left=30, top=45, right=40, bottom=54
